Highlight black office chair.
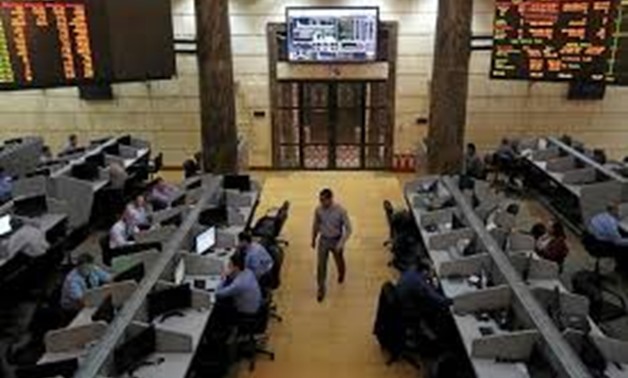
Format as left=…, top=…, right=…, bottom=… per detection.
left=236, top=301, right=275, bottom=371
left=383, top=200, right=395, bottom=248
left=273, top=201, right=290, bottom=247
left=574, top=234, right=627, bottom=322
left=252, top=201, right=290, bottom=247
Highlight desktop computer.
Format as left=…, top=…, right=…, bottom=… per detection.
left=104, top=143, right=120, bottom=156
left=71, top=161, right=100, bottom=181
left=147, top=284, right=192, bottom=321
left=114, top=263, right=145, bottom=283
left=16, top=358, right=78, bottom=378
left=195, top=226, right=216, bottom=255
left=113, top=326, right=156, bottom=375
left=223, top=174, right=251, bottom=192
left=199, top=206, right=227, bottom=226
left=91, top=295, right=115, bottom=323
left=14, top=195, right=47, bottom=218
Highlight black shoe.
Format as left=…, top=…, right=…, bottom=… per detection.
left=317, top=290, right=325, bottom=302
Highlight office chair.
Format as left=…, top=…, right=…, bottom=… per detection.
left=383, top=200, right=395, bottom=248
left=252, top=201, right=290, bottom=247
left=273, top=201, right=290, bottom=247
left=236, top=300, right=275, bottom=371
left=575, top=234, right=627, bottom=322
left=259, top=238, right=284, bottom=323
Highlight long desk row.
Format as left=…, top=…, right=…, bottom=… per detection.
left=32, top=175, right=261, bottom=378
left=405, top=175, right=628, bottom=378
left=517, top=136, right=628, bottom=232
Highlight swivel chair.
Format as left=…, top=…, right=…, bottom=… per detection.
left=236, top=301, right=275, bottom=371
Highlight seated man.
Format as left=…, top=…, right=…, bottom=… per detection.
left=588, top=204, right=628, bottom=247
left=238, top=232, right=273, bottom=280
left=59, top=134, right=80, bottom=156
left=464, top=143, right=486, bottom=180
left=396, top=261, right=452, bottom=320
left=126, top=195, right=151, bottom=230
left=109, top=210, right=138, bottom=249
left=149, top=177, right=180, bottom=209
left=108, top=161, right=128, bottom=190
left=216, top=252, right=262, bottom=316
left=0, top=167, right=13, bottom=203
left=60, top=253, right=111, bottom=313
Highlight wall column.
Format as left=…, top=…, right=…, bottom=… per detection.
left=427, top=0, right=473, bottom=174
left=195, top=0, right=237, bottom=173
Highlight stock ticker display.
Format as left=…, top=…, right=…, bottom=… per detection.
left=0, top=0, right=174, bottom=90
left=491, top=0, right=617, bottom=82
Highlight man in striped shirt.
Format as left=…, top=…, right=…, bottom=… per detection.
left=311, top=188, right=352, bottom=302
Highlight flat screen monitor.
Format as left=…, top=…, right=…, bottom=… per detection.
left=114, top=263, right=145, bottom=283
left=223, top=174, right=251, bottom=192
left=91, top=295, right=115, bottom=323
left=287, top=7, right=379, bottom=62
left=104, top=143, right=120, bottom=156
left=71, top=162, right=100, bottom=181
left=195, top=227, right=216, bottom=255
left=113, top=326, right=156, bottom=375
left=14, top=195, right=47, bottom=218
left=199, top=206, right=227, bottom=226
left=147, top=284, right=192, bottom=321
left=16, top=358, right=78, bottom=378
left=86, top=153, right=106, bottom=167
left=119, top=135, right=132, bottom=145
left=174, top=259, right=185, bottom=285
left=0, top=215, right=12, bottom=236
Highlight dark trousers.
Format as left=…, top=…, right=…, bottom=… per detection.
left=317, top=236, right=345, bottom=293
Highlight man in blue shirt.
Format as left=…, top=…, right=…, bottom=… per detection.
left=0, top=167, right=13, bottom=204
left=60, top=254, right=111, bottom=312
left=588, top=204, right=628, bottom=247
left=396, top=261, right=452, bottom=312
left=216, top=252, right=262, bottom=315
left=238, top=232, right=273, bottom=280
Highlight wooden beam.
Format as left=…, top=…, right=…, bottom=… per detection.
left=427, top=0, right=473, bottom=174
left=195, top=0, right=237, bottom=173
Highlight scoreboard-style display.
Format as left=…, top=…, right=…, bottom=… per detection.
left=491, top=0, right=617, bottom=82
left=0, top=0, right=174, bottom=90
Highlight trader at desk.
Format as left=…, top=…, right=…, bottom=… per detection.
left=60, top=254, right=111, bottom=314
left=149, top=177, right=180, bottom=210
left=109, top=210, right=139, bottom=249
left=238, top=232, right=273, bottom=280
left=588, top=204, right=628, bottom=273
left=125, top=195, right=152, bottom=231
left=216, top=253, right=262, bottom=318
left=396, top=261, right=453, bottom=312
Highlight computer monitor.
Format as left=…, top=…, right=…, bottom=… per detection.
left=147, top=284, right=192, bottom=321
left=195, top=227, right=216, bottom=255
left=174, top=259, right=185, bottom=285
left=14, top=195, right=47, bottom=218
left=113, top=326, right=156, bottom=375
left=199, top=206, right=227, bottom=226
left=104, top=143, right=120, bottom=156
left=0, top=215, right=12, bottom=236
left=114, top=263, right=145, bottom=283
left=119, top=135, right=132, bottom=145
left=71, top=161, right=100, bottom=181
left=223, top=174, right=251, bottom=192
left=16, top=358, right=78, bottom=378
left=92, top=295, right=115, bottom=323
left=90, top=137, right=111, bottom=146
left=86, top=153, right=106, bottom=167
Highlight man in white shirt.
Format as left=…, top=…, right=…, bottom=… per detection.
left=126, top=195, right=151, bottom=230
left=109, top=210, right=137, bottom=249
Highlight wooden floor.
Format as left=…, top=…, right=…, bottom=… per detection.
left=234, top=172, right=421, bottom=378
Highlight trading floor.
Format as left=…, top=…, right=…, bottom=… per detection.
left=233, top=172, right=419, bottom=378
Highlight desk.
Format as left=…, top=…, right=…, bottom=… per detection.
left=17, top=213, right=67, bottom=244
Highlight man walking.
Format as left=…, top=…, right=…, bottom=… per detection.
left=311, top=188, right=352, bottom=302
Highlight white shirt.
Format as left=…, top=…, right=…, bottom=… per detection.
left=109, top=220, right=135, bottom=249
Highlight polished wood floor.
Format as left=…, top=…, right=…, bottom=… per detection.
left=234, top=172, right=421, bottom=378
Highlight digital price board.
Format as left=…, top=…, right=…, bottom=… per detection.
left=607, top=0, right=628, bottom=84
left=287, top=7, right=379, bottom=63
left=491, top=0, right=617, bottom=82
left=0, top=0, right=174, bottom=90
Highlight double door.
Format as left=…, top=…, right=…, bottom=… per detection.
left=275, top=81, right=391, bottom=170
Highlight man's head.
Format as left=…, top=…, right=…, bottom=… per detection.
left=238, top=231, right=252, bottom=247
left=76, top=253, right=95, bottom=277
left=69, top=134, right=78, bottom=147
left=228, top=251, right=246, bottom=274
left=319, top=188, right=334, bottom=209
left=134, top=195, right=146, bottom=208
left=501, top=138, right=510, bottom=146
left=467, top=143, right=477, bottom=156
left=607, top=203, right=620, bottom=217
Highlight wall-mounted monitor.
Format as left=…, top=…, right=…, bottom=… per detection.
left=286, top=7, right=378, bottom=63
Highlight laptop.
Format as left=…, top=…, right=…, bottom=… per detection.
left=195, top=226, right=216, bottom=255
